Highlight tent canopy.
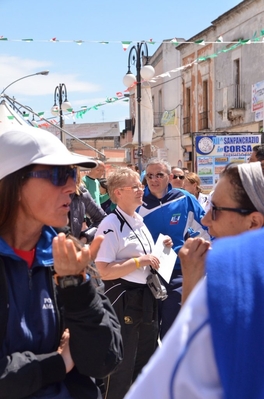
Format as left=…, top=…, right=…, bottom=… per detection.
left=0, top=99, right=30, bottom=133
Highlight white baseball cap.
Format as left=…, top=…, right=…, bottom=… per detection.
left=0, top=127, right=98, bottom=179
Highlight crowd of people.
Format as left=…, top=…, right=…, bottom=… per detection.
left=124, top=159, right=264, bottom=399
left=1, top=126, right=264, bottom=399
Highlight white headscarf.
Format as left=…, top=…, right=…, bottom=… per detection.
left=238, top=162, right=264, bottom=214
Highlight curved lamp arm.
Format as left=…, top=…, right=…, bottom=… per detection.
left=1, top=70, right=49, bottom=95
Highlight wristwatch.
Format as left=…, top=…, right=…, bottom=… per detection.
left=53, top=271, right=86, bottom=288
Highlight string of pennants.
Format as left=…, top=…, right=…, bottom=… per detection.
left=16, top=95, right=129, bottom=128
left=4, top=29, right=264, bottom=126
left=0, top=30, right=264, bottom=50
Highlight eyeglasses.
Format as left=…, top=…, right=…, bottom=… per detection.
left=210, top=202, right=254, bottom=221
left=23, top=166, right=77, bottom=186
left=173, top=175, right=185, bottom=180
left=146, top=172, right=167, bottom=180
left=119, top=184, right=145, bottom=192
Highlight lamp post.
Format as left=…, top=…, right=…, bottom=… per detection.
left=123, top=41, right=155, bottom=174
left=51, top=83, right=72, bottom=145
left=0, top=70, right=49, bottom=95
left=18, top=105, right=37, bottom=127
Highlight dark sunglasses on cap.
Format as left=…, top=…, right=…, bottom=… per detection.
left=173, top=174, right=185, bottom=180
left=23, top=166, right=77, bottom=186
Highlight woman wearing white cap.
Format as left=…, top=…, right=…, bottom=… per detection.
left=0, top=127, right=122, bottom=399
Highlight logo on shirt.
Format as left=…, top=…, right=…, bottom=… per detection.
left=103, top=229, right=114, bottom=235
left=42, top=297, right=54, bottom=310
left=170, top=213, right=181, bottom=225
left=128, top=233, right=137, bottom=241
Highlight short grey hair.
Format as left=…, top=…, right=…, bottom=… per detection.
left=146, top=158, right=171, bottom=174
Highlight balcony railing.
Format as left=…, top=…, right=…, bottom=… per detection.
left=234, top=84, right=244, bottom=109
left=199, top=111, right=209, bottom=130
left=183, top=116, right=190, bottom=134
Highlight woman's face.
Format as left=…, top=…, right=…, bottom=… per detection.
left=115, top=176, right=144, bottom=209
left=19, top=165, right=76, bottom=229
left=171, top=168, right=185, bottom=188
left=201, top=176, right=252, bottom=238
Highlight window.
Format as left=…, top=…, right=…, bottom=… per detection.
left=183, top=87, right=191, bottom=134
left=199, top=80, right=208, bottom=130
left=158, top=90, right=162, bottom=114
left=234, top=59, right=241, bottom=108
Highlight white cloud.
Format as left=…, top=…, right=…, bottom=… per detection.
left=0, top=55, right=100, bottom=96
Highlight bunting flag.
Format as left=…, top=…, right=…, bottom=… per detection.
left=3, top=29, right=264, bottom=127
left=195, top=39, right=205, bottom=45
left=171, top=38, right=179, bottom=46
left=121, top=41, right=132, bottom=51
left=0, top=32, right=262, bottom=46
left=147, top=39, right=156, bottom=45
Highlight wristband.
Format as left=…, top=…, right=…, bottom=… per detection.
left=133, top=257, right=140, bottom=269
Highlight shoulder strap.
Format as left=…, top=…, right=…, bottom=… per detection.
left=112, top=209, right=125, bottom=232
left=0, top=257, right=9, bottom=347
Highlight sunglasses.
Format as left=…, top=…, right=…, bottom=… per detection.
left=119, top=184, right=145, bottom=192
left=146, top=172, right=166, bottom=180
left=210, top=202, right=254, bottom=221
left=173, top=175, right=185, bottom=180
left=23, top=166, right=77, bottom=186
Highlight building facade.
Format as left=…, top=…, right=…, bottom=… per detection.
left=178, top=0, right=264, bottom=170
left=122, top=0, right=264, bottom=173
left=149, top=40, right=183, bottom=167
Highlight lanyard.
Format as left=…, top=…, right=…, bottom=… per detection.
left=114, top=209, right=152, bottom=255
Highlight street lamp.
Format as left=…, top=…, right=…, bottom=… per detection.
left=51, top=83, right=72, bottom=144
left=18, top=105, right=37, bottom=127
left=0, top=70, right=49, bottom=95
left=123, top=41, right=155, bottom=174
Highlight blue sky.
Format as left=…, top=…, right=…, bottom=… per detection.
left=0, top=0, right=241, bottom=130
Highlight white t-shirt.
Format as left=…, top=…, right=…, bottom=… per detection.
left=124, top=278, right=223, bottom=399
left=95, top=206, right=154, bottom=284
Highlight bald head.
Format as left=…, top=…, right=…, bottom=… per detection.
left=89, top=160, right=105, bottom=179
